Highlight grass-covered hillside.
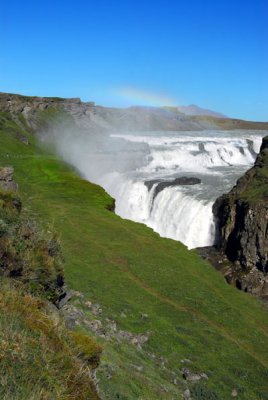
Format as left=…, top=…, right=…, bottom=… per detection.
left=1, top=109, right=268, bottom=399
left=0, top=169, right=101, bottom=399
left=0, top=281, right=100, bottom=400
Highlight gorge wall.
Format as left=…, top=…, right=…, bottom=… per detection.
left=213, top=136, right=268, bottom=300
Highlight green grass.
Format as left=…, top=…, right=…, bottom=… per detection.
left=240, top=142, right=268, bottom=202
left=1, top=112, right=268, bottom=399
left=0, top=280, right=99, bottom=400
left=0, top=186, right=66, bottom=303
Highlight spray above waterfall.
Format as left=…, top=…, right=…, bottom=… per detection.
left=43, top=127, right=265, bottom=249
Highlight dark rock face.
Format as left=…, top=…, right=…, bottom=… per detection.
left=213, top=136, right=268, bottom=300
left=214, top=199, right=268, bottom=272
left=145, top=176, right=201, bottom=198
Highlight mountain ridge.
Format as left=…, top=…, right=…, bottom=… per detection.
left=1, top=91, right=268, bottom=132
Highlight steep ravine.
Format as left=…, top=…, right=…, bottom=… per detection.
left=208, top=136, right=268, bottom=301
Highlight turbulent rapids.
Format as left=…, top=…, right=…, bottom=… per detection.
left=98, top=131, right=264, bottom=248
left=51, top=129, right=265, bottom=249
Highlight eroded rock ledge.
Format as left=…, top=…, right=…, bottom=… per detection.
left=145, top=176, right=201, bottom=201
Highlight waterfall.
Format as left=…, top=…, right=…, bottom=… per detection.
left=100, top=131, right=263, bottom=248
left=52, top=128, right=265, bottom=249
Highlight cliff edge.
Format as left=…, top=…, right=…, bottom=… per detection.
left=213, top=136, right=268, bottom=300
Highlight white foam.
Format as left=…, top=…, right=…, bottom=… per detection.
left=53, top=129, right=266, bottom=249
left=104, top=131, right=265, bottom=248
left=148, top=188, right=215, bottom=249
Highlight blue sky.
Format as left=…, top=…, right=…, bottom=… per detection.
left=1, top=0, right=267, bottom=120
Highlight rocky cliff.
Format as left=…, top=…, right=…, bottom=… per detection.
left=213, top=136, right=268, bottom=300
left=1, top=91, right=268, bottom=133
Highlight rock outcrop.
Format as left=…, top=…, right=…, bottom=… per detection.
left=0, top=167, right=18, bottom=192
left=145, top=176, right=201, bottom=199
left=213, top=136, right=268, bottom=300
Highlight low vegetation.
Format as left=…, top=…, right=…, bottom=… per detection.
left=241, top=136, right=268, bottom=202
left=0, top=280, right=100, bottom=400
left=0, top=188, right=64, bottom=302
left=0, top=120, right=101, bottom=398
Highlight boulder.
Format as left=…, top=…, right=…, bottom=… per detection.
left=183, top=388, right=191, bottom=399
left=0, top=167, right=14, bottom=181
left=0, top=167, right=18, bottom=192
left=0, top=181, right=18, bottom=192
left=182, top=368, right=208, bottom=382
left=55, top=288, right=73, bottom=309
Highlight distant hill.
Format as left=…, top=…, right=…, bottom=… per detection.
left=1, top=92, right=268, bottom=132
left=172, top=104, right=227, bottom=118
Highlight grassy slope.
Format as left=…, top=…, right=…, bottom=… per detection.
left=0, top=281, right=100, bottom=400
left=1, top=112, right=268, bottom=399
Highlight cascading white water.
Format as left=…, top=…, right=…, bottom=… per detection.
left=146, top=189, right=215, bottom=248
left=50, top=128, right=266, bottom=249
left=98, top=131, right=264, bottom=249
